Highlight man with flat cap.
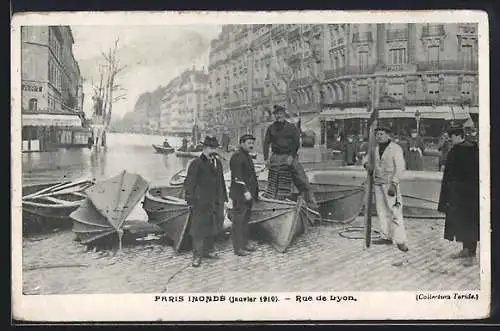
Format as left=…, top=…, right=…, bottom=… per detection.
left=438, top=125, right=479, bottom=267
left=229, top=134, right=259, bottom=256
left=262, top=104, right=318, bottom=208
left=363, top=126, right=409, bottom=252
left=184, top=136, right=228, bottom=267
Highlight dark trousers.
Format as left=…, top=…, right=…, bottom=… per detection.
left=231, top=199, right=252, bottom=251
left=269, top=154, right=311, bottom=193
left=463, top=241, right=478, bottom=255
left=192, top=235, right=215, bottom=258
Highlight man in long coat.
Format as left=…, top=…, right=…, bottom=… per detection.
left=184, top=136, right=228, bottom=267
left=229, top=134, right=259, bottom=256
left=438, top=126, right=479, bottom=267
left=262, top=105, right=318, bottom=208
left=363, top=126, right=409, bottom=252
left=406, top=128, right=425, bottom=171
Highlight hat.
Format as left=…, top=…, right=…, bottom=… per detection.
left=272, top=104, right=287, bottom=114
left=447, top=125, right=465, bottom=137
left=201, top=136, right=220, bottom=148
left=374, top=126, right=392, bottom=134
left=239, top=134, right=256, bottom=144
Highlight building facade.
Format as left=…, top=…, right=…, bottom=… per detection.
left=21, top=26, right=88, bottom=152
left=159, top=67, right=209, bottom=139
left=206, top=23, right=479, bottom=147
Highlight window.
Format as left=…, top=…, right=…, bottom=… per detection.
left=428, top=45, right=439, bottom=62
left=428, top=81, right=440, bottom=98
left=28, top=98, right=38, bottom=111
left=461, top=45, right=474, bottom=69
left=358, top=51, right=368, bottom=71
left=389, top=48, right=407, bottom=65
left=388, top=83, right=404, bottom=99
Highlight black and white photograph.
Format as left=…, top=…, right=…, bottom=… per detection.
left=11, top=11, right=490, bottom=321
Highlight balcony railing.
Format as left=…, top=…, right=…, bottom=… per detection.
left=421, top=24, right=445, bottom=37
left=324, top=65, right=376, bottom=79
left=386, top=28, right=408, bottom=41
left=416, top=60, right=478, bottom=72
left=352, top=32, right=373, bottom=43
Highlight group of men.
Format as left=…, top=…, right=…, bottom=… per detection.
left=184, top=104, right=315, bottom=267
left=183, top=103, right=480, bottom=269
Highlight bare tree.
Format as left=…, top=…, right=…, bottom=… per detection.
left=92, top=38, right=127, bottom=148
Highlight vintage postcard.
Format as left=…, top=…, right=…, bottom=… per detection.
left=11, top=10, right=490, bottom=322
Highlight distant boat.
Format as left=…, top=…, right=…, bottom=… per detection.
left=152, top=144, right=175, bottom=154
left=22, top=179, right=95, bottom=235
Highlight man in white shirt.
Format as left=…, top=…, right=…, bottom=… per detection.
left=364, top=126, right=409, bottom=252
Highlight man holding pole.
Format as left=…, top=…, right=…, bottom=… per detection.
left=363, top=126, right=409, bottom=252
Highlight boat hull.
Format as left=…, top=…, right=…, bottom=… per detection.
left=152, top=144, right=174, bottom=154
left=175, top=151, right=201, bottom=158
left=22, top=181, right=93, bottom=235
left=142, top=186, right=192, bottom=251
left=227, top=194, right=318, bottom=253
left=307, top=168, right=445, bottom=219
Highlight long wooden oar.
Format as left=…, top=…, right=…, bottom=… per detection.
left=23, top=178, right=92, bottom=200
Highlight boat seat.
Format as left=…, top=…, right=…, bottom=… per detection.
left=264, top=167, right=293, bottom=201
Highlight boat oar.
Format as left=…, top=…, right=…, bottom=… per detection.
left=23, top=178, right=92, bottom=200
left=23, top=182, right=92, bottom=201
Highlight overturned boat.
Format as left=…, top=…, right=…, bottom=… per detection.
left=152, top=144, right=175, bottom=154
left=71, top=171, right=162, bottom=249
left=22, top=178, right=95, bottom=235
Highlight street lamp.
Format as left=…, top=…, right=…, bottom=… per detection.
left=415, top=109, right=421, bottom=135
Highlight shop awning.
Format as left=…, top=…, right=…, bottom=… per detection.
left=300, top=113, right=321, bottom=132
left=319, top=108, right=370, bottom=121
left=320, top=105, right=472, bottom=121
left=22, top=113, right=83, bottom=127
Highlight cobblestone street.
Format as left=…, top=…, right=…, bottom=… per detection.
left=22, top=216, right=480, bottom=294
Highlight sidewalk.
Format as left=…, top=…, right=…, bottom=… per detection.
left=22, top=216, right=480, bottom=294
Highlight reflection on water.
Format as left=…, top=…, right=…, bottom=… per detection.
left=22, top=133, right=190, bottom=186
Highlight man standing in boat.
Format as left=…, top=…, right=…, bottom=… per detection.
left=363, top=126, right=409, bottom=252
left=262, top=105, right=318, bottom=209
left=229, top=134, right=259, bottom=256
left=184, top=136, right=228, bottom=268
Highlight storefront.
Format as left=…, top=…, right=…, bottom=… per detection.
left=319, top=105, right=473, bottom=148
left=21, top=113, right=86, bottom=152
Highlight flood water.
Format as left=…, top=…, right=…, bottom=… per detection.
left=21, top=133, right=200, bottom=220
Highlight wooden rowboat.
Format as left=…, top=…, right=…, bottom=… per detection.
left=22, top=179, right=95, bottom=235
left=226, top=193, right=319, bottom=253
left=152, top=144, right=175, bottom=154
left=175, top=150, right=202, bottom=158
left=142, top=185, right=231, bottom=252
left=307, top=167, right=444, bottom=219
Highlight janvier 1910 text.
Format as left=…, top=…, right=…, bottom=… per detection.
left=154, top=295, right=358, bottom=304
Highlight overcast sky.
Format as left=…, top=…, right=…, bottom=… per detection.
left=71, top=25, right=221, bottom=119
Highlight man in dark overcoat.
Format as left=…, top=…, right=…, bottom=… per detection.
left=406, top=128, right=425, bottom=171
left=262, top=105, right=318, bottom=209
left=438, top=126, right=479, bottom=267
left=184, top=136, right=228, bottom=267
left=229, top=134, right=259, bottom=256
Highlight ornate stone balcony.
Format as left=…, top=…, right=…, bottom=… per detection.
left=416, top=60, right=478, bottom=72
left=386, top=28, right=409, bottom=41
left=352, top=32, right=373, bottom=43
left=421, top=24, right=446, bottom=37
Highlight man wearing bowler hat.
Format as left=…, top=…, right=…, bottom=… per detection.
left=262, top=104, right=318, bottom=208
left=184, top=136, right=228, bottom=267
left=229, top=134, right=259, bottom=256
left=363, top=126, right=409, bottom=252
